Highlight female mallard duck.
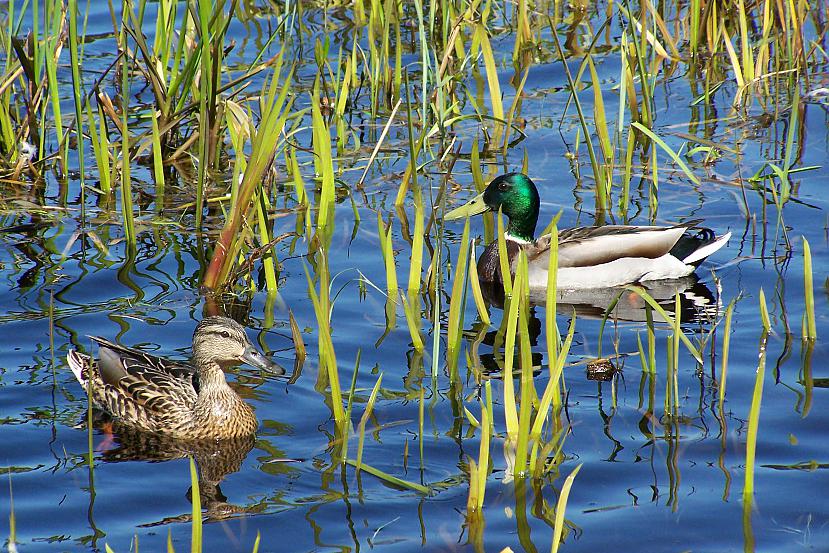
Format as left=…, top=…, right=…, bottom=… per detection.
left=445, top=173, right=731, bottom=290
left=67, top=316, right=283, bottom=440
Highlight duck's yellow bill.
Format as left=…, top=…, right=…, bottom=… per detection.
left=444, top=192, right=490, bottom=220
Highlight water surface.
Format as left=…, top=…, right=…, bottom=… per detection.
left=1, top=2, right=828, bottom=552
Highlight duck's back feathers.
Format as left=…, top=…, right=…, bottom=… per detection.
left=475, top=221, right=730, bottom=290
left=90, top=337, right=198, bottom=386
left=545, top=224, right=687, bottom=268
left=67, top=338, right=200, bottom=434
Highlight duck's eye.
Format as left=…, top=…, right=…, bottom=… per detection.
left=220, top=331, right=231, bottom=339
left=498, top=181, right=509, bottom=191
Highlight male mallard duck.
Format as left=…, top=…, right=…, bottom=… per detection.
left=445, top=173, right=731, bottom=290
left=67, top=316, right=283, bottom=440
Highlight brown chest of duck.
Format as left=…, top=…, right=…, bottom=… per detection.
left=445, top=173, right=731, bottom=290
left=67, top=316, right=284, bottom=440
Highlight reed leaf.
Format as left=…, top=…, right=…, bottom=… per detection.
left=377, top=213, right=399, bottom=297
left=203, top=58, right=294, bottom=290
left=447, top=218, right=471, bottom=362
left=631, top=122, right=700, bottom=185
left=401, top=292, right=424, bottom=352
left=356, top=374, right=384, bottom=473
left=719, top=299, right=736, bottom=406
left=744, top=328, right=768, bottom=500
left=476, top=24, right=504, bottom=122
left=496, top=209, right=513, bottom=295
left=624, top=285, right=702, bottom=363
left=468, top=245, right=491, bottom=326
left=120, top=10, right=136, bottom=250
left=407, top=201, right=424, bottom=299
left=304, top=259, right=346, bottom=424
left=189, top=457, right=202, bottom=553
left=802, top=237, right=816, bottom=340
left=344, top=459, right=430, bottom=494
left=501, top=253, right=522, bottom=436
left=550, top=464, right=582, bottom=553
left=289, top=309, right=306, bottom=362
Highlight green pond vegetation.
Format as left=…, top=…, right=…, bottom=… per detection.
left=0, top=0, right=825, bottom=551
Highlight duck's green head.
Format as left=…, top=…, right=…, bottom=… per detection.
left=445, top=173, right=539, bottom=241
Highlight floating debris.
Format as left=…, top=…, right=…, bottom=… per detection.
left=586, top=358, right=619, bottom=381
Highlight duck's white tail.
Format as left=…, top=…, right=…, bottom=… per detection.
left=66, top=350, right=88, bottom=388
left=682, top=231, right=731, bottom=265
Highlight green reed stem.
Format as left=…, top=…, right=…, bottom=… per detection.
left=447, top=218, right=471, bottom=367
left=119, top=7, right=135, bottom=249
left=545, top=223, right=560, bottom=388
left=356, top=374, right=383, bottom=474
left=418, top=387, right=425, bottom=470
left=407, top=201, right=424, bottom=299
left=189, top=457, right=202, bottom=553
left=744, top=327, right=768, bottom=501
left=496, top=209, right=513, bottom=295
left=467, top=405, right=491, bottom=514
left=550, top=463, right=582, bottom=553
left=719, top=299, right=735, bottom=406
left=802, top=237, right=816, bottom=340
left=759, top=288, right=771, bottom=333
left=304, top=257, right=345, bottom=425
left=377, top=214, right=398, bottom=297
left=401, top=292, right=424, bottom=352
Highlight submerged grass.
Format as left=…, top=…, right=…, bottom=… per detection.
left=550, top=464, right=582, bottom=553
left=744, top=291, right=770, bottom=501
left=802, top=237, right=816, bottom=340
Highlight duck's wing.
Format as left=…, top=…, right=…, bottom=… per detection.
left=69, top=337, right=199, bottom=424
left=88, top=336, right=197, bottom=385
left=529, top=224, right=690, bottom=268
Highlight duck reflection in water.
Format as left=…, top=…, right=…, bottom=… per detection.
left=472, top=275, right=720, bottom=377
left=87, top=414, right=269, bottom=527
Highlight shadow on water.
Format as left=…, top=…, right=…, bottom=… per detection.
left=93, top=418, right=261, bottom=527
left=479, top=275, right=721, bottom=324
left=472, top=276, right=721, bottom=375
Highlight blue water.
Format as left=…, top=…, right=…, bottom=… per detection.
left=1, top=2, right=828, bottom=552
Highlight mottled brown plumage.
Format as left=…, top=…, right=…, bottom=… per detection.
left=67, top=316, right=283, bottom=439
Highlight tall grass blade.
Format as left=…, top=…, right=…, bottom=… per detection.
left=344, top=459, right=430, bottom=493
left=758, top=288, right=771, bottom=333
left=802, top=237, right=816, bottom=340
left=466, top=405, right=491, bottom=515
left=476, top=24, right=503, bottom=123
left=447, top=219, right=471, bottom=365
left=401, top=293, right=424, bottom=352
left=289, top=309, right=306, bottom=363
left=468, top=245, right=491, bottom=326
left=631, top=122, right=700, bottom=185
left=377, top=213, right=399, bottom=297
left=744, top=328, right=768, bottom=500
left=356, top=374, right=384, bottom=473
left=550, top=464, right=582, bottom=553
left=119, top=7, right=136, bottom=250
left=189, top=457, right=202, bottom=553
left=7, top=471, right=15, bottom=553
left=625, top=285, right=702, bottom=363
left=496, top=210, right=513, bottom=295
left=203, top=60, right=294, bottom=290
left=303, top=259, right=346, bottom=424
left=719, top=299, right=736, bottom=406
left=67, top=0, right=86, bottom=207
